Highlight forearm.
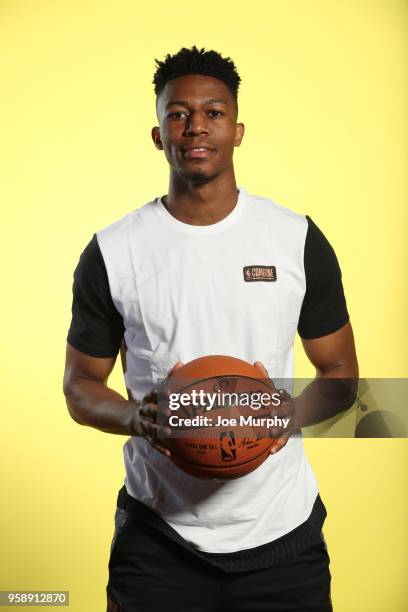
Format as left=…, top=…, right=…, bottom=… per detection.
left=293, top=366, right=359, bottom=429
left=64, top=378, right=139, bottom=435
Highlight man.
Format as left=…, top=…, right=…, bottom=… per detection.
left=63, top=46, right=358, bottom=611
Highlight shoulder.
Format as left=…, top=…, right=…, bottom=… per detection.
left=298, top=216, right=349, bottom=338
left=96, top=198, right=159, bottom=265
left=243, top=189, right=308, bottom=233
left=96, top=198, right=158, bottom=243
left=74, top=234, right=105, bottom=279
left=242, top=189, right=309, bottom=257
left=303, top=215, right=341, bottom=269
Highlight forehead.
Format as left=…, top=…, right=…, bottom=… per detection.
left=157, top=74, right=235, bottom=110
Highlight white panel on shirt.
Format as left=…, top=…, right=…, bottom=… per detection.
left=97, top=188, right=319, bottom=553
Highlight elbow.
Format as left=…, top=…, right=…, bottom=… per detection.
left=341, top=361, right=360, bottom=411
left=65, top=399, right=85, bottom=425
left=320, top=360, right=360, bottom=413
left=63, top=378, right=86, bottom=425
left=350, top=355, right=359, bottom=381
left=349, top=359, right=360, bottom=402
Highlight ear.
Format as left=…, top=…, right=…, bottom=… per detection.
left=151, top=126, right=163, bottom=150
left=234, top=122, right=245, bottom=147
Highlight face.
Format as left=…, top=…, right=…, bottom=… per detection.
left=152, top=74, right=244, bottom=184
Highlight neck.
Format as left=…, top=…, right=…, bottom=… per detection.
left=163, top=168, right=239, bottom=226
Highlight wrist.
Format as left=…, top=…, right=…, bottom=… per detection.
left=123, top=400, right=142, bottom=436
left=291, top=397, right=302, bottom=430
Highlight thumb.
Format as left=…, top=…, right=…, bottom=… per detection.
left=168, top=361, right=184, bottom=376
left=253, top=361, right=269, bottom=378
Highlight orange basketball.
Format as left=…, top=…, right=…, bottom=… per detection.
left=159, top=355, right=281, bottom=479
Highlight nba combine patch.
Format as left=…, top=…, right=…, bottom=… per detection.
left=243, top=265, right=277, bottom=282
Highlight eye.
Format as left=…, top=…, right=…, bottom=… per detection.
left=168, top=111, right=187, bottom=120
left=208, top=110, right=224, bottom=118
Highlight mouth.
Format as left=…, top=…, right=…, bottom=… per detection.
left=181, top=146, right=216, bottom=160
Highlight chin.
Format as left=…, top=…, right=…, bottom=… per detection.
left=181, top=169, right=220, bottom=185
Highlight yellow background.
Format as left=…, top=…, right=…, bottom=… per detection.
left=1, top=1, right=407, bottom=610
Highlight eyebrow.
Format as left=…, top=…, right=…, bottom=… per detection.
left=165, top=98, right=228, bottom=109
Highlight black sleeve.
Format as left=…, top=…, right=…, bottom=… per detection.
left=67, top=235, right=125, bottom=357
left=297, top=216, right=349, bottom=339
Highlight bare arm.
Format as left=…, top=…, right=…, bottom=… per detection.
left=296, top=320, right=359, bottom=428
left=266, top=321, right=359, bottom=453
left=63, top=343, right=134, bottom=434
left=63, top=343, right=171, bottom=454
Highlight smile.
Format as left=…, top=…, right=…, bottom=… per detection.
left=182, top=147, right=215, bottom=159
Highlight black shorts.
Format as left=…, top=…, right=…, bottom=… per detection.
left=106, top=509, right=332, bottom=612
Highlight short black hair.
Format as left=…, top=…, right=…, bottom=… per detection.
left=153, top=46, right=241, bottom=100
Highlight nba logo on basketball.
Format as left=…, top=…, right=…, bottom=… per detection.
left=220, top=431, right=236, bottom=462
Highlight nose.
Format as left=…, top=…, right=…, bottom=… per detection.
left=184, top=111, right=209, bottom=137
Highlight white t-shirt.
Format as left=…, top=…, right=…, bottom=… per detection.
left=68, top=187, right=349, bottom=553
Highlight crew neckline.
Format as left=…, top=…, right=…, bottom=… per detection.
left=154, top=187, right=247, bottom=235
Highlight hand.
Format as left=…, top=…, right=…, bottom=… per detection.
left=269, top=389, right=297, bottom=454
left=130, top=362, right=184, bottom=457
left=253, top=361, right=297, bottom=455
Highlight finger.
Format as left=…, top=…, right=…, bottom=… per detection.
left=269, top=422, right=290, bottom=439
left=143, top=422, right=172, bottom=457
left=144, top=381, right=171, bottom=405
left=142, top=389, right=158, bottom=404
left=253, top=361, right=269, bottom=378
left=278, top=390, right=292, bottom=408
left=143, top=420, right=171, bottom=439
left=138, top=403, right=157, bottom=419
left=140, top=403, right=165, bottom=419
left=168, top=362, right=184, bottom=376
left=151, top=441, right=172, bottom=457
left=270, top=435, right=289, bottom=454
left=269, top=425, right=281, bottom=439
left=277, top=400, right=294, bottom=419
left=156, top=387, right=171, bottom=402
left=141, top=406, right=172, bottom=431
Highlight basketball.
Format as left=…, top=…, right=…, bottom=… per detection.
left=159, top=355, right=283, bottom=479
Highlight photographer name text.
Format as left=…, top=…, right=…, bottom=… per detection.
left=168, top=414, right=291, bottom=429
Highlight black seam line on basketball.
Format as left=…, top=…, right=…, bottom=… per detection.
left=172, top=447, right=271, bottom=470
left=171, top=375, right=275, bottom=397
